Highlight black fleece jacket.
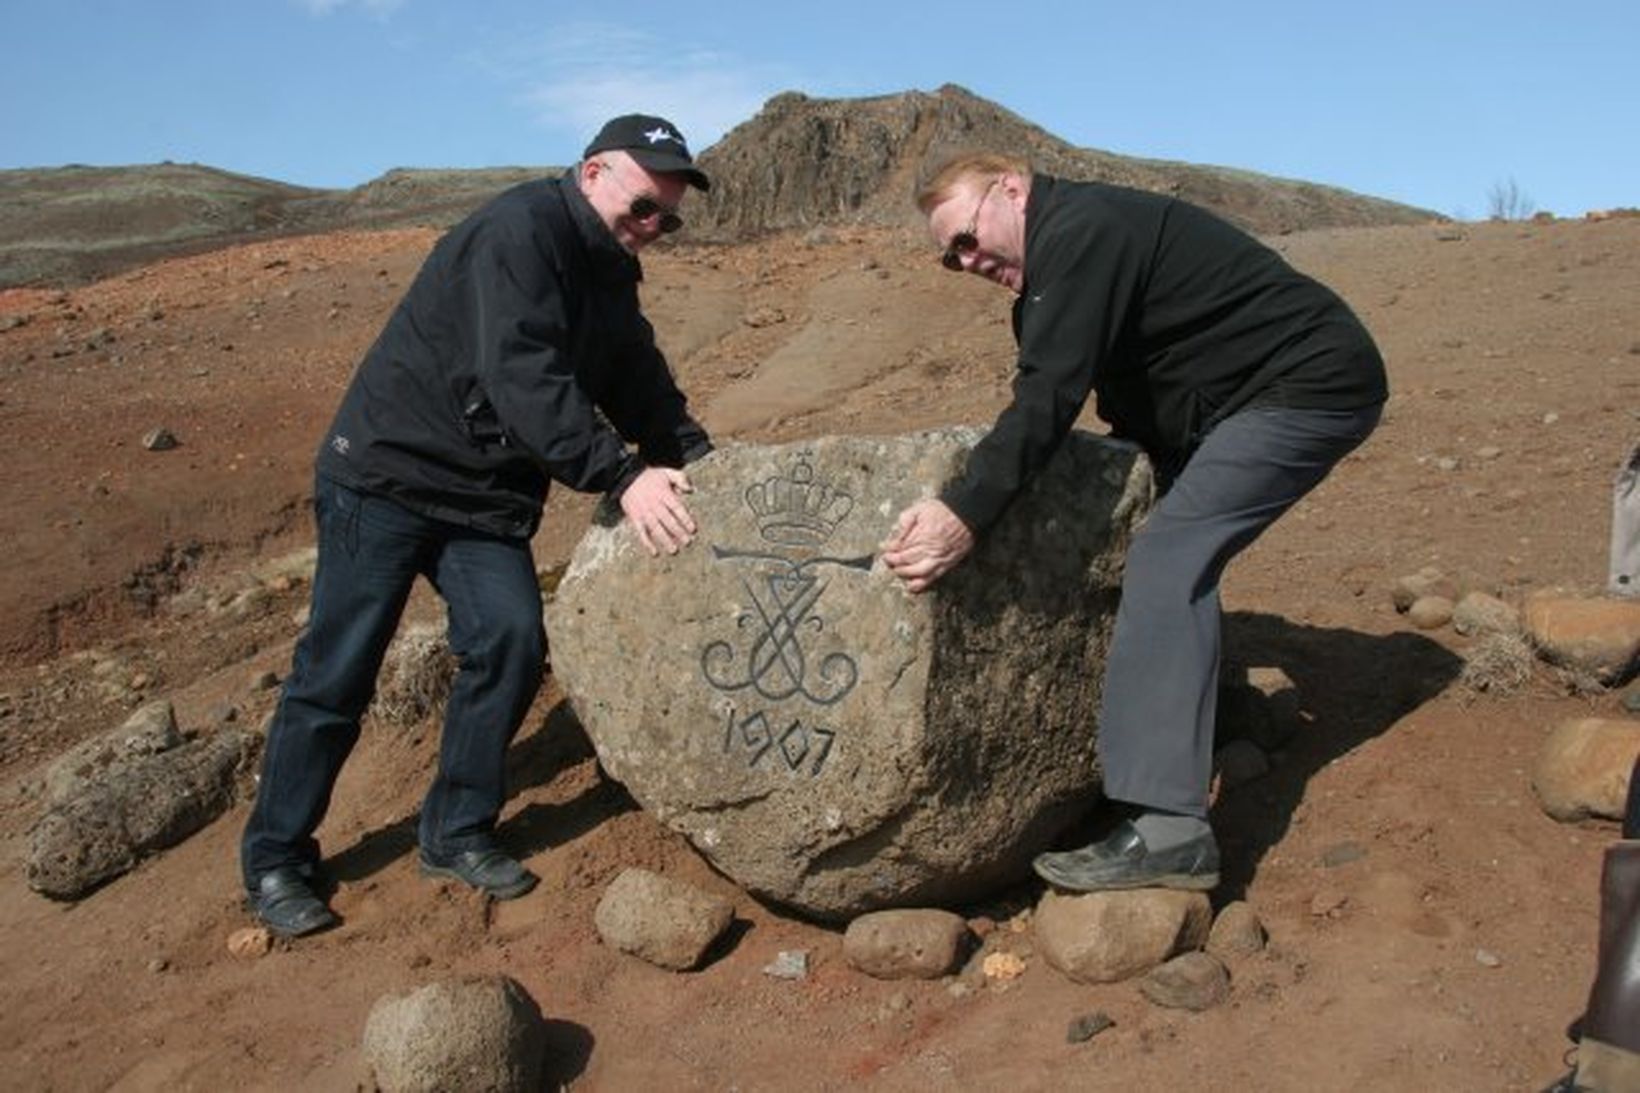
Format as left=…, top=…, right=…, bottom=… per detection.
left=942, top=175, right=1386, bottom=532
left=316, top=172, right=709, bottom=538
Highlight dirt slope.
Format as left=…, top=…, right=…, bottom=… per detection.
left=0, top=212, right=1637, bottom=1090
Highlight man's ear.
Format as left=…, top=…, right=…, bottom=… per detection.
left=575, top=158, right=603, bottom=196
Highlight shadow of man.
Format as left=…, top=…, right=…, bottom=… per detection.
left=1207, top=609, right=1465, bottom=901
left=323, top=694, right=630, bottom=885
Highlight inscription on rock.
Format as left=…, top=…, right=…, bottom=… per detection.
left=701, top=455, right=871, bottom=779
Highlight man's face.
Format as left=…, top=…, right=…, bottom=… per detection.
left=927, top=174, right=1027, bottom=293
left=580, top=152, right=691, bottom=253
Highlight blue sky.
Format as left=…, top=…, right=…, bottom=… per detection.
left=2, top=0, right=1633, bottom=220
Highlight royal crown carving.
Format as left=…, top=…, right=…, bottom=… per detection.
left=744, top=456, right=853, bottom=547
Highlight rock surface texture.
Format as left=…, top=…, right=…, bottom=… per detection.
left=593, top=867, right=736, bottom=971
left=361, top=976, right=547, bottom=1093
left=549, top=429, right=1152, bottom=919
left=26, top=725, right=253, bottom=899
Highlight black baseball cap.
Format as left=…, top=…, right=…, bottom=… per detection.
left=583, top=114, right=710, bottom=191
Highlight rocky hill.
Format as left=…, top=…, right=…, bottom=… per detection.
left=0, top=163, right=317, bottom=287
left=693, top=84, right=1438, bottom=239
left=0, top=85, right=1439, bottom=289
left=0, top=163, right=556, bottom=287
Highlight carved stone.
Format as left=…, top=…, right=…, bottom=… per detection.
left=548, top=429, right=1152, bottom=920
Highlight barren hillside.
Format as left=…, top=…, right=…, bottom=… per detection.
left=0, top=86, right=1437, bottom=290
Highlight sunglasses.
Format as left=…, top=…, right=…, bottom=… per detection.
left=599, top=162, right=684, bottom=234
left=941, top=178, right=998, bottom=270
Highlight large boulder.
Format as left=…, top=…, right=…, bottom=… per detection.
left=548, top=429, right=1152, bottom=919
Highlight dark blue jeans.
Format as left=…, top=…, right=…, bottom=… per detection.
left=240, top=477, right=545, bottom=889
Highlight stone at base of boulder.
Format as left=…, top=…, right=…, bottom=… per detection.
left=593, top=868, right=735, bottom=971
left=1140, top=951, right=1231, bottom=1011
left=1206, top=900, right=1267, bottom=960
left=1034, top=887, right=1212, bottom=984
left=843, top=909, right=973, bottom=979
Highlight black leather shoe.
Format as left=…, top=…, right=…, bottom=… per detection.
left=245, top=866, right=337, bottom=937
left=1033, top=819, right=1220, bottom=893
left=419, top=846, right=539, bottom=900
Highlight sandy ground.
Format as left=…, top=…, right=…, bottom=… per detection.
left=0, top=212, right=1637, bottom=1090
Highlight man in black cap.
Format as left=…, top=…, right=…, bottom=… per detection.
left=241, top=113, right=713, bottom=937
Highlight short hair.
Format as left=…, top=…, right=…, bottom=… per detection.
left=915, top=153, right=1032, bottom=214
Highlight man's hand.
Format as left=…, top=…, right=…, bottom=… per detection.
left=881, top=499, right=974, bottom=593
left=620, top=467, right=699, bottom=556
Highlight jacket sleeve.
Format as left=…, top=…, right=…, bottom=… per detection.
left=465, top=215, right=642, bottom=496
left=597, top=313, right=713, bottom=477
left=939, top=208, right=1146, bottom=533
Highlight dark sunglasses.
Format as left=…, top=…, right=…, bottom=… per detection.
left=940, top=178, right=998, bottom=271
left=599, top=162, right=684, bottom=233
left=627, top=195, right=684, bottom=235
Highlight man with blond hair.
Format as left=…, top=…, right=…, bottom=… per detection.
left=883, top=152, right=1386, bottom=892
left=242, top=114, right=714, bottom=936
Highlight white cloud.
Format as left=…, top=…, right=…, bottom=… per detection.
left=480, top=23, right=793, bottom=154
left=296, top=0, right=406, bottom=17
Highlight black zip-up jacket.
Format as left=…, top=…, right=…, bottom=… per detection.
left=942, top=175, right=1386, bottom=532
left=316, top=172, right=710, bottom=538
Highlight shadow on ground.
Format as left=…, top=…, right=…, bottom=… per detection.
left=1209, top=610, right=1465, bottom=901
left=323, top=614, right=1461, bottom=909
left=322, top=692, right=629, bottom=885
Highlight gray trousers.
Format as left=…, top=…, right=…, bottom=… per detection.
left=1097, top=402, right=1383, bottom=818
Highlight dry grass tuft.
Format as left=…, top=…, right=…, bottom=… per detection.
left=1459, top=630, right=1536, bottom=695
left=369, top=622, right=456, bottom=728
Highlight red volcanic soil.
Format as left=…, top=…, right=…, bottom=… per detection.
left=0, top=214, right=1637, bottom=1090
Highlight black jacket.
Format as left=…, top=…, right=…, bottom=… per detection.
left=942, top=175, right=1386, bottom=532
left=316, top=173, right=710, bottom=538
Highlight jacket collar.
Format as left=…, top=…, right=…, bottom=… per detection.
left=556, top=170, right=644, bottom=285
left=1023, top=173, right=1058, bottom=247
